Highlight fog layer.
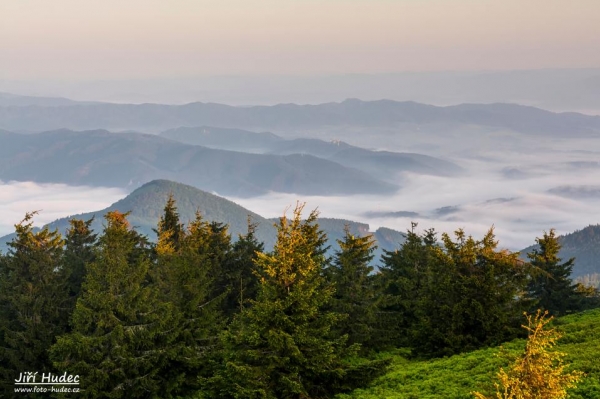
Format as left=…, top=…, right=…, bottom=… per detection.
left=229, top=133, right=600, bottom=251
left=0, top=181, right=126, bottom=237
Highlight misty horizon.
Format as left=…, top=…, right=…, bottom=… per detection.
left=1, top=0, right=599, bottom=261
left=2, top=68, right=600, bottom=116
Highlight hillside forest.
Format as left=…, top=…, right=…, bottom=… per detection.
left=1, top=197, right=599, bottom=398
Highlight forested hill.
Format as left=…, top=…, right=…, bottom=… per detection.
left=160, top=126, right=464, bottom=178
left=520, top=224, right=600, bottom=279
left=2, top=98, right=600, bottom=134
left=0, top=179, right=406, bottom=259
left=0, top=129, right=396, bottom=197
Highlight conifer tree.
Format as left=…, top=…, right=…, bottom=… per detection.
left=208, top=221, right=233, bottom=294
left=527, top=230, right=581, bottom=316
left=183, top=212, right=233, bottom=300
left=379, top=226, right=436, bottom=348
left=153, top=200, right=223, bottom=396
left=0, top=212, right=67, bottom=391
left=220, top=218, right=264, bottom=317
left=473, top=310, right=584, bottom=399
left=372, top=225, right=534, bottom=357
left=62, top=217, right=97, bottom=306
left=327, top=225, right=379, bottom=350
left=209, top=204, right=357, bottom=399
left=50, top=211, right=174, bottom=398
left=155, top=194, right=184, bottom=255
left=409, top=228, right=531, bottom=357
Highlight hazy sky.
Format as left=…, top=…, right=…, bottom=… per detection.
left=2, top=0, right=599, bottom=80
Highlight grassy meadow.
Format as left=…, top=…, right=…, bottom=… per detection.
left=338, top=308, right=600, bottom=399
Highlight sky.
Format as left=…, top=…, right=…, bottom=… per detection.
left=2, top=0, right=600, bottom=80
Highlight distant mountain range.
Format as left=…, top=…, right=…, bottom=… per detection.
left=160, top=126, right=463, bottom=178
left=2, top=179, right=599, bottom=279
left=0, top=129, right=397, bottom=197
left=0, top=180, right=406, bottom=262
left=1, top=97, right=599, bottom=135
left=0, top=91, right=99, bottom=107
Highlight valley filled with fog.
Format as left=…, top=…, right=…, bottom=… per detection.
left=229, top=128, right=600, bottom=251
left=0, top=181, right=126, bottom=238
left=2, top=106, right=599, bottom=252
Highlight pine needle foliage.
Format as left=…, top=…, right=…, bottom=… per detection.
left=208, top=203, right=358, bottom=399
left=51, top=211, right=175, bottom=398
left=527, top=230, right=583, bottom=316
left=153, top=201, right=224, bottom=396
left=63, top=217, right=97, bottom=310
left=473, top=310, right=584, bottom=399
left=327, top=225, right=380, bottom=350
left=220, top=218, right=264, bottom=317
left=0, top=212, right=67, bottom=392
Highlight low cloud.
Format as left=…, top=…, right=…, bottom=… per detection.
left=2, top=134, right=600, bottom=254
left=0, top=181, right=126, bottom=237
left=229, top=163, right=600, bottom=251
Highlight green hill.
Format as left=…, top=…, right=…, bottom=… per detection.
left=0, top=180, right=405, bottom=260
left=22, top=180, right=276, bottom=249
left=337, top=308, right=600, bottom=399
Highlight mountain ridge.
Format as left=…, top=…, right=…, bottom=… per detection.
left=1, top=98, right=598, bottom=134
left=0, top=179, right=406, bottom=262
left=0, top=129, right=396, bottom=197
left=160, top=126, right=464, bottom=178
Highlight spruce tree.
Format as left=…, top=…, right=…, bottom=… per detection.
left=153, top=200, right=223, bottom=396
left=50, top=211, right=174, bottom=398
left=62, top=217, right=97, bottom=307
left=155, top=194, right=184, bottom=255
left=209, top=204, right=357, bottom=399
left=0, top=212, right=67, bottom=392
left=220, top=218, right=264, bottom=317
left=327, top=225, right=379, bottom=351
left=414, top=229, right=531, bottom=357
left=208, top=221, right=233, bottom=295
left=379, top=227, right=436, bottom=348
left=527, top=229, right=581, bottom=316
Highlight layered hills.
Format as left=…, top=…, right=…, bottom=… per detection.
left=0, top=180, right=406, bottom=261
left=1, top=98, right=599, bottom=135
left=0, top=129, right=396, bottom=197
left=160, top=126, right=463, bottom=178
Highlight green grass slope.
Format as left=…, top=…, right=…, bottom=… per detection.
left=338, top=308, right=600, bottom=399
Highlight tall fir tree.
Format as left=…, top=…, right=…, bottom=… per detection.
left=155, top=194, right=184, bottom=255
left=379, top=226, right=437, bottom=348
left=220, top=218, right=264, bottom=318
left=207, top=204, right=361, bottom=399
left=208, top=221, right=233, bottom=296
left=0, top=213, right=67, bottom=394
left=527, top=229, right=581, bottom=315
left=327, top=225, right=380, bottom=351
left=152, top=199, right=224, bottom=396
left=50, top=211, right=175, bottom=398
left=62, top=217, right=97, bottom=310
